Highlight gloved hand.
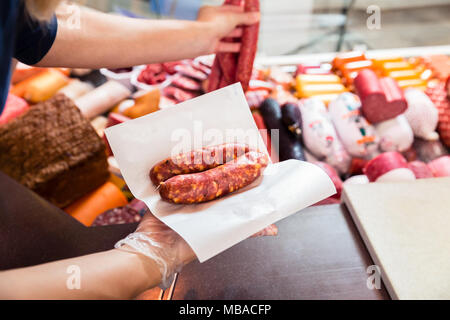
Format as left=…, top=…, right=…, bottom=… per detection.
left=115, top=212, right=195, bottom=289
left=115, top=209, right=279, bottom=290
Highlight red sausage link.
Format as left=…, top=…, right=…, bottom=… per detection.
left=150, top=143, right=252, bottom=185
left=217, top=0, right=242, bottom=86
left=207, top=57, right=222, bottom=92
left=235, top=0, right=260, bottom=92
left=159, top=151, right=269, bottom=204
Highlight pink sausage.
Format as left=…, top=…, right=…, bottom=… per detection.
left=428, top=156, right=450, bottom=177
left=408, top=161, right=434, bottom=179
left=363, top=152, right=409, bottom=182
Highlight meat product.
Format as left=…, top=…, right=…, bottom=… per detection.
left=252, top=111, right=272, bottom=157
left=281, top=102, right=302, bottom=138
left=65, top=181, right=128, bottom=226
left=363, top=152, right=415, bottom=182
left=374, top=115, right=414, bottom=152
left=246, top=89, right=269, bottom=108
left=159, top=151, right=269, bottom=204
left=425, top=81, right=450, bottom=148
left=150, top=143, right=251, bottom=185
left=354, top=69, right=407, bottom=123
left=314, top=161, right=343, bottom=199
left=251, top=224, right=278, bottom=237
left=163, top=86, right=199, bottom=102
left=57, top=79, right=94, bottom=100
left=259, top=98, right=305, bottom=161
left=328, top=93, right=379, bottom=159
left=332, top=51, right=366, bottom=70
left=235, top=0, right=260, bottom=92
left=137, top=64, right=167, bottom=84
left=299, top=97, right=350, bottom=173
left=174, top=64, right=208, bottom=82
left=75, top=80, right=131, bottom=119
left=0, top=94, right=29, bottom=125
left=428, top=156, right=450, bottom=177
left=343, top=174, right=369, bottom=186
left=207, top=56, right=222, bottom=92
left=347, top=157, right=369, bottom=176
left=171, top=75, right=202, bottom=92
left=412, top=138, right=448, bottom=163
left=0, top=94, right=109, bottom=208
left=408, top=161, right=434, bottom=179
left=403, top=88, right=439, bottom=140
left=23, top=69, right=70, bottom=103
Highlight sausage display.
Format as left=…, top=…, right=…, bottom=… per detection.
left=428, top=156, right=450, bottom=177
left=159, top=151, right=269, bottom=204
left=259, top=98, right=305, bottom=161
left=328, top=92, right=379, bottom=159
left=235, top=0, right=260, bottom=92
left=354, top=69, right=407, bottom=123
left=281, top=103, right=303, bottom=139
left=403, top=88, right=439, bottom=140
left=150, top=143, right=252, bottom=185
left=363, top=152, right=415, bottom=182
left=374, top=115, right=414, bottom=152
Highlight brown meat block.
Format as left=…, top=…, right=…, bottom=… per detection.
left=0, top=94, right=109, bottom=208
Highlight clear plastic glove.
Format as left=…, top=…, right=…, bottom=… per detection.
left=115, top=213, right=195, bottom=289
left=115, top=211, right=278, bottom=290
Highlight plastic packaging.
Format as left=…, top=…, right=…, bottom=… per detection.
left=299, top=97, right=351, bottom=174
left=403, top=88, right=439, bottom=140
left=328, top=92, right=379, bottom=158
left=374, top=115, right=414, bottom=152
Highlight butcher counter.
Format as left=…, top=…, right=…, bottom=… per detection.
left=0, top=171, right=389, bottom=300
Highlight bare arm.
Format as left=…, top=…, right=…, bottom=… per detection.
left=37, top=4, right=259, bottom=69
left=0, top=249, right=161, bottom=300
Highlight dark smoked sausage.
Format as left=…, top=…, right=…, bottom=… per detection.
left=159, top=151, right=268, bottom=204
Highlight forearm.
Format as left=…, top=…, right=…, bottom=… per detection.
left=37, top=6, right=214, bottom=68
left=0, top=249, right=161, bottom=299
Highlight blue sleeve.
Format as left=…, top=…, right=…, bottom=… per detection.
left=13, top=6, right=58, bottom=65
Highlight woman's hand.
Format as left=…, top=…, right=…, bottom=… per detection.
left=115, top=212, right=195, bottom=289
left=196, top=5, right=260, bottom=53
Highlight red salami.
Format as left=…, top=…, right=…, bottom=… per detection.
left=235, top=0, right=260, bottom=92
left=159, top=151, right=268, bottom=204
left=354, top=69, right=407, bottom=123
left=207, top=57, right=222, bottom=92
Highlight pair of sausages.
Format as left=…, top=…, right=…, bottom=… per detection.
left=150, top=143, right=268, bottom=204
left=208, top=0, right=260, bottom=93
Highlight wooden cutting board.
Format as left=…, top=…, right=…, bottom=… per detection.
left=342, top=177, right=450, bottom=300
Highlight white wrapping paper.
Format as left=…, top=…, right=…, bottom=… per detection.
left=105, top=84, right=335, bottom=262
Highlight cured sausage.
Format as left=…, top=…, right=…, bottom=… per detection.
left=374, top=115, right=414, bottom=152
left=207, top=57, right=222, bottom=92
left=150, top=143, right=251, bottom=185
left=159, top=151, right=269, bottom=204
left=235, top=0, right=260, bottom=92
left=259, top=98, right=305, bottom=161
left=354, top=69, right=407, bottom=123
left=281, top=103, right=302, bottom=139
left=217, top=0, right=241, bottom=85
